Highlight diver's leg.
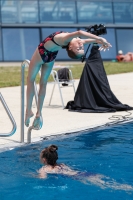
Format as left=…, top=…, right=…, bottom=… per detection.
left=33, top=61, right=54, bottom=128
left=25, top=48, right=43, bottom=127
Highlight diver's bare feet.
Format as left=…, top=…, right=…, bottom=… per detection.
left=33, top=115, right=43, bottom=130
left=25, top=111, right=34, bottom=127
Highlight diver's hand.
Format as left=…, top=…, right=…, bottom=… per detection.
left=98, top=37, right=112, bottom=50
left=98, top=44, right=110, bottom=51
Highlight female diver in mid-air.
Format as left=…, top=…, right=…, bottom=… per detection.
left=38, top=145, right=133, bottom=192
left=25, top=30, right=112, bottom=129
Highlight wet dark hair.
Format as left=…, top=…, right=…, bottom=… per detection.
left=40, top=145, right=58, bottom=166
left=66, top=48, right=79, bottom=59
left=63, top=44, right=82, bottom=59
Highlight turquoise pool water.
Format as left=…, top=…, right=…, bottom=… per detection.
left=0, top=122, right=133, bottom=200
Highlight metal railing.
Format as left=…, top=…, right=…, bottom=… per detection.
left=21, top=59, right=41, bottom=143
left=0, top=92, right=17, bottom=137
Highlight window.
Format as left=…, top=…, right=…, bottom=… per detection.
left=77, top=1, right=113, bottom=24
left=39, top=1, right=76, bottom=23
left=0, top=1, right=1, bottom=23
left=1, top=0, right=39, bottom=23
left=0, top=28, right=2, bottom=61
left=2, top=28, right=40, bottom=61
left=113, top=2, right=133, bottom=23
left=116, top=29, right=133, bottom=54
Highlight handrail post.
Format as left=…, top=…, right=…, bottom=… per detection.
left=21, top=60, right=41, bottom=143
left=21, top=59, right=30, bottom=143
left=27, top=126, right=33, bottom=143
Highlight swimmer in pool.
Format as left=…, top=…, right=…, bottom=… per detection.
left=38, top=145, right=133, bottom=192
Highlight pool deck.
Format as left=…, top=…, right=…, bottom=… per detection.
left=0, top=68, right=133, bottom=150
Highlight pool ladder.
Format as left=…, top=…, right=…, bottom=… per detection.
left=21, top=60, right=41, bottom=143
left=0, top=92, right=17, bottom=137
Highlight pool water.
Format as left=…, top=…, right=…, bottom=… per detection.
left=0, top=122, right=133, bottom=200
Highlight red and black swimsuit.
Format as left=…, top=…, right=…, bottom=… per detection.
left=38, top=31, right=64, bottom=63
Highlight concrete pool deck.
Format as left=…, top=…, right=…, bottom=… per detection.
left=0, top=72, right=133, bottom=150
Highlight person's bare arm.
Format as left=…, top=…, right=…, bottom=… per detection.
left=82, top=38, right=103, bottom=44
left=38, top=168, right=47, bottom=179
left=127, top=52, right=133, bottom=55
left=82, top=39, right=110, bottom=51
left=62, top=30, right=111, bottom=47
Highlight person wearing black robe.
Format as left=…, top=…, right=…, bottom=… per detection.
left=66, top=45, right=133, bottom=113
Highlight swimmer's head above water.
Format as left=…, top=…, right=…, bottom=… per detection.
left=40, top=145, right=58, bottom=167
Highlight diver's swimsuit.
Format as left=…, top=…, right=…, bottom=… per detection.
left=38, top=31, right=68, bottom=63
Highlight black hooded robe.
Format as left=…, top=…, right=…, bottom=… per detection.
left=65, top=46, right=133, bottom=113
